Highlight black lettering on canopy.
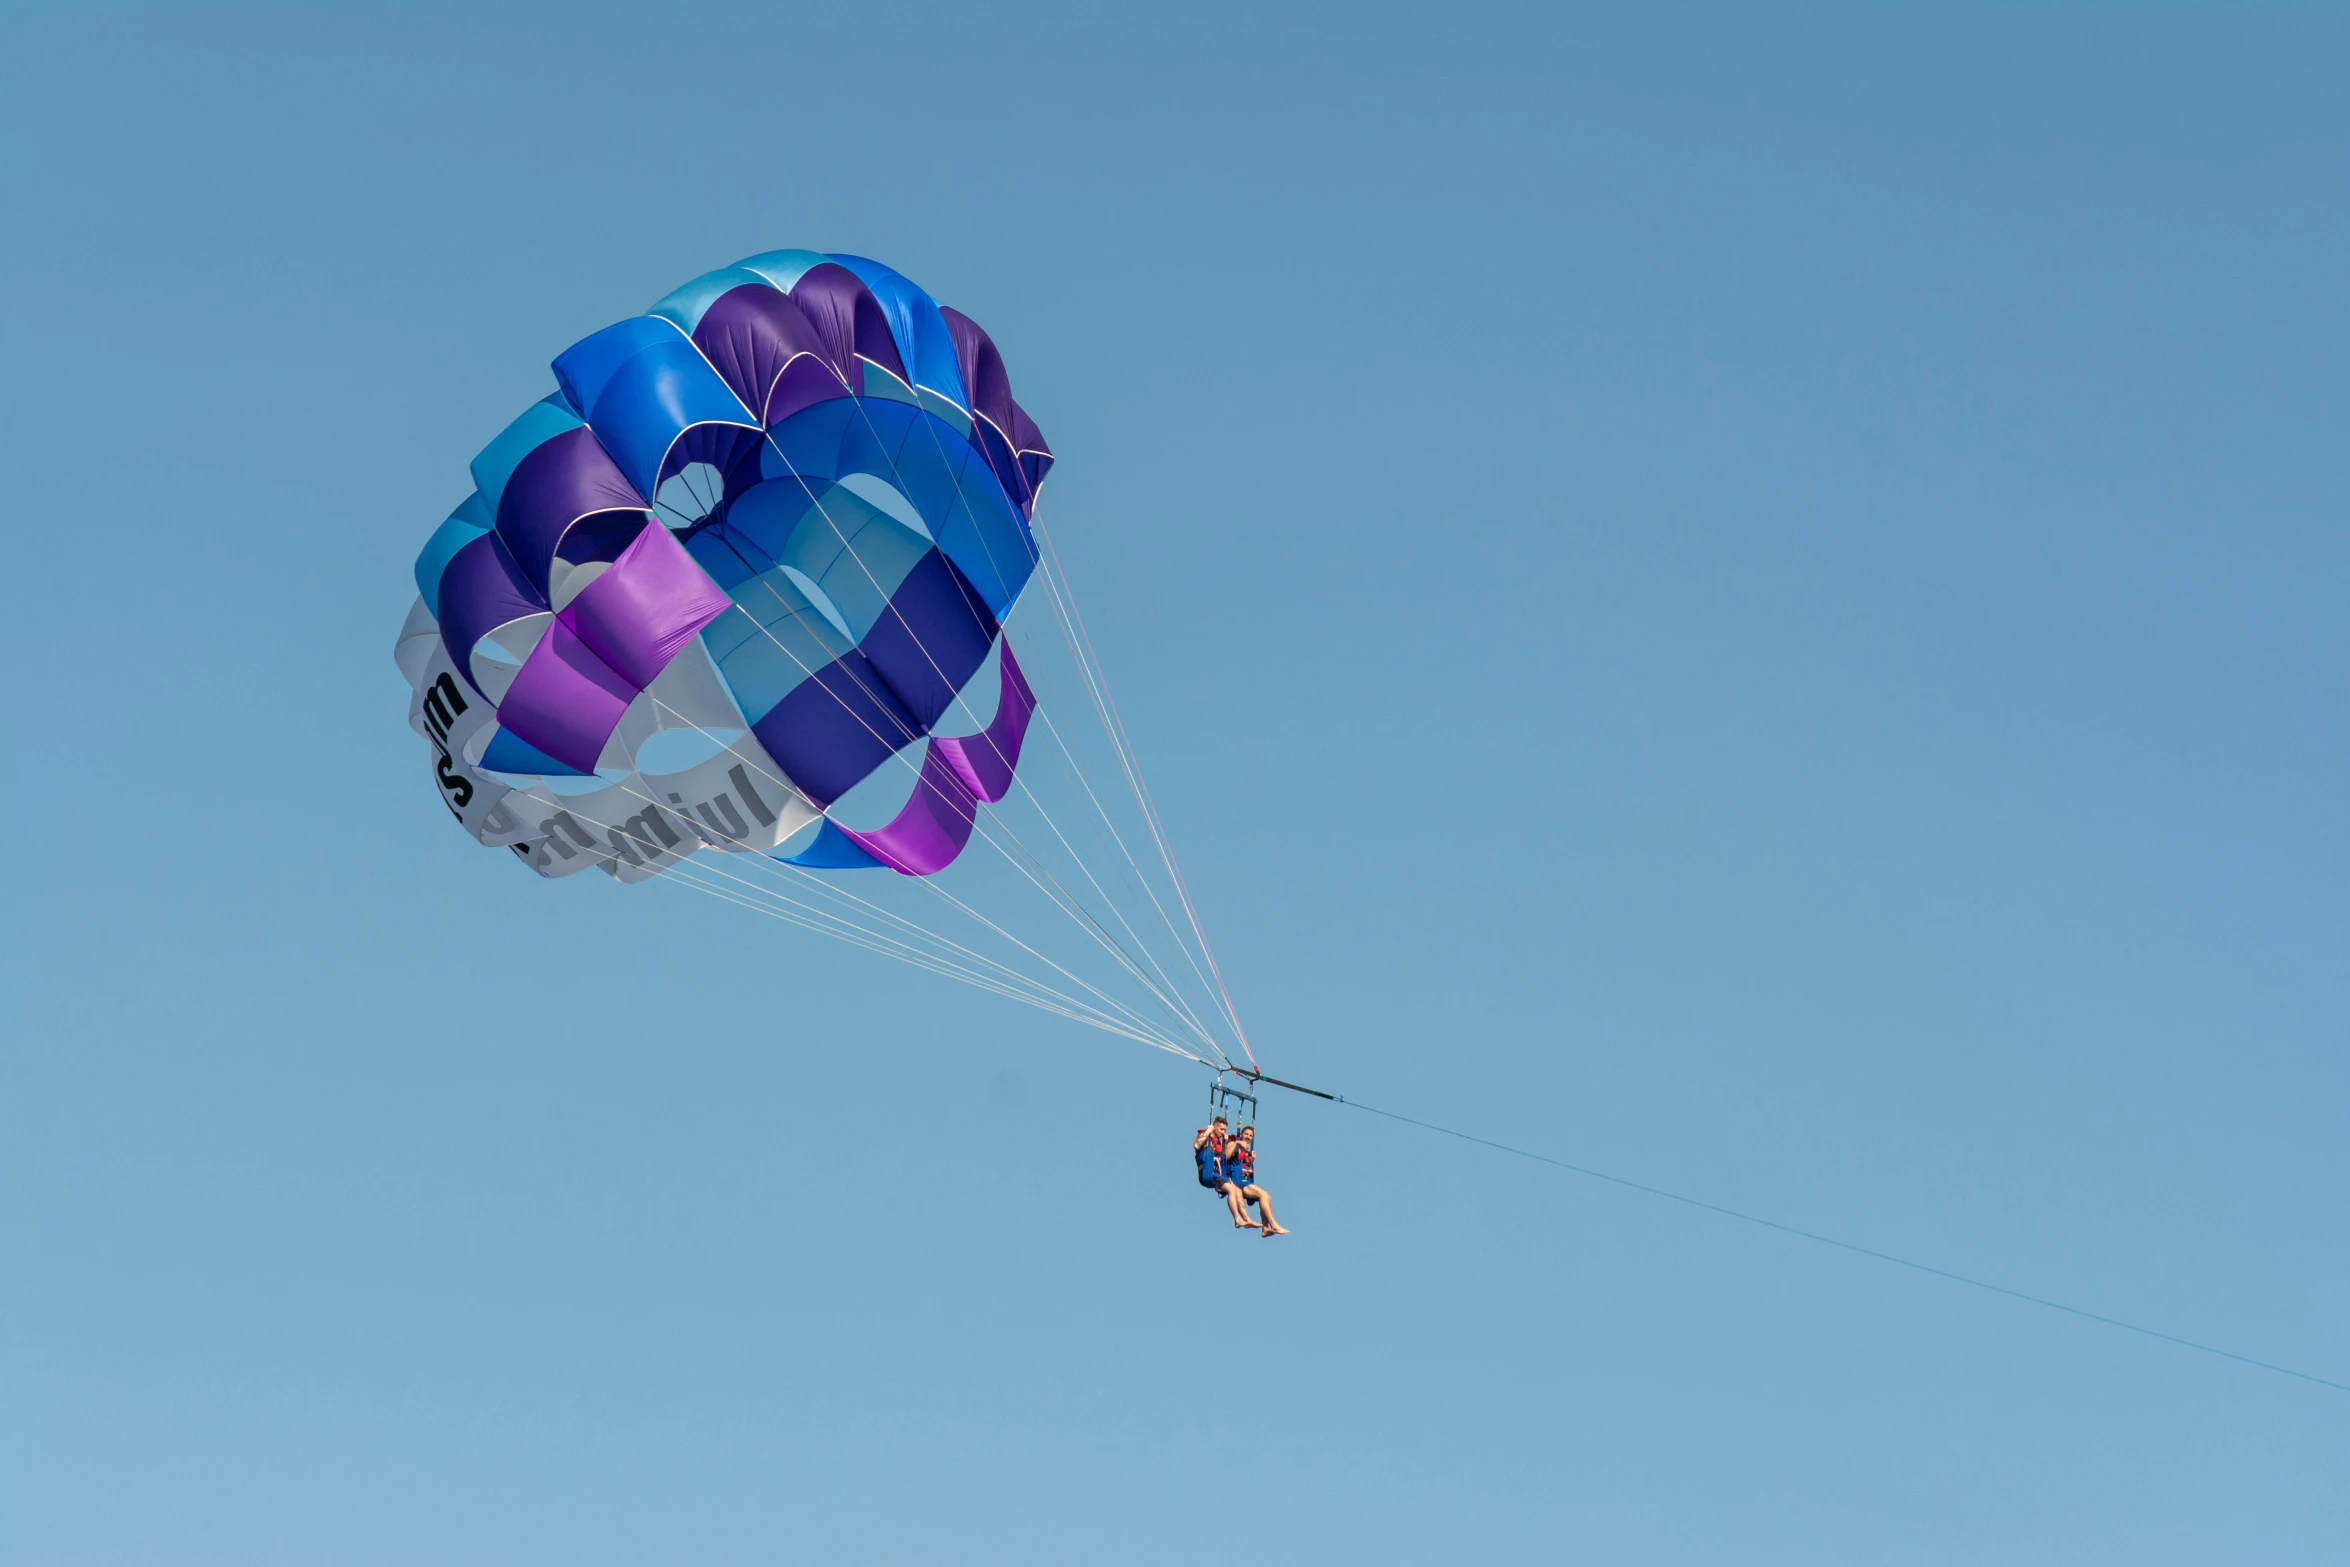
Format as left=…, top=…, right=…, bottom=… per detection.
left=421, top=672, right=469, bottom=746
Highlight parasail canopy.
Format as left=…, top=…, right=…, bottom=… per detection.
left=395, top=251, right=1055, bottom=884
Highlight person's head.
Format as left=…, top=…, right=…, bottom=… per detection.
left=1209, top=1115, right=1228, bottom=1132
left=1236, top=1125, right=1255, bottom=1143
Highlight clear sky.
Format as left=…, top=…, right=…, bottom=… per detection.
left=3, top=4, right=2344, bottom=1562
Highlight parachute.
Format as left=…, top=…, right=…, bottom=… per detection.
left=395, top=252, right=1257, bottom=1072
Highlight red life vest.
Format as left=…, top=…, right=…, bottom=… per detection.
left=1228, top=1139, right=1256, bottom=1184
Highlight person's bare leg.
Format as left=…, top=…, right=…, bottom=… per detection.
left=1223, top=1183, right=1253, bottom=1228
left=1247, top=1185, right=1289, bottom=1235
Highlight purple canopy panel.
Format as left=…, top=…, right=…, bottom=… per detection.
left=557, top=521, right=733, bottom=689
left=495, top=426, right=646, bottom=596
left=750, top=652, right=924, bottom=808
left=764, top=354, right=851, bottom=428
left=1010, top=401, right=1054, bottom=496
left=787, top=264, right=907, bottom=386
left=691, top=283, right=831, bottom=415
left=859, top=550, right=1000, bottom=730
left=841, top=644, right=1037, bottom=876
left=940, top=306, right=1015, bottom=437
left=933, top=642, right=1035, bottom=800
left=437, top=532, right=549, bottom=697
left=840, top=744, right=981, bottom=877
left=496, top=619, right=637, bottom=773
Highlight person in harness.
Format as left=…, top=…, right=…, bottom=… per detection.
left=1193, top=1115, right=1256, bottom=1229
left=1225, top=1124, right=1289, bottom=1236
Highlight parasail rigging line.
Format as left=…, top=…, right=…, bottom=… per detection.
left=755, top=844, right=1215, bottom=1060
left=742, top=789, right=1203, bottom=1061
left=630, top=635, right=1223, bottom=1061
left=1039, top=537, right=1253, bottom=1067
left=800, top=369, right=1247, bottom=1041
left=499, top=756, right=1198, bottom=1052
left=677, top=520, right=1228, bottom=1058
left=742, top=409, right=1242, bottom=1060
left=1020, top=698, right=1236, bottom=1048
left=650, top=821, right=1166, bottom=1040
left=740, top=423, right=1236, bottom=1060
left=657, top=862, right=1087, bottom=1021
left=1026, top=520, right=1257, bottom=1070
left=901, top=870, right=1231, bottom=1071
left=750, top=840, right=1203, bottom=1061
left=595, top=747, right=1203, bottom=1054
left=752, top=810, right=1231, bottom=1069
left=768, top=354, right=1255, bottom=1077
left=855, top=372, right=1255, bottom=1064
left=495, top=665, right=1202, bottom=1055
left=693, top=466, right=1201, bottom=1026
left=498, top=742, right=1193, bottom=1047
left=762, top=849, right=1128, bottom=1005
left=756, top=862, right=1205, bottom=1060
left=1003, top=746, right=1231, bottom=1056
left=651, top=856, right=1203, bottom=1057
left=619, top=603, right=1223, bottom=1060
left=1324, top=1093, right=2350, bottom=1396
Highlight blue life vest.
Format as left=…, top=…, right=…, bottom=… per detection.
left=1195, top=1131, right=1228, bottom=1185
left=1227, top=1139, right=1256, bottom=1186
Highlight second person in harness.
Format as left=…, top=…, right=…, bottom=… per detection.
left=1225, top=1123, right=1289, bottom=1236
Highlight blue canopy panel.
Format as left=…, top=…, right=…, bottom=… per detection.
left=435, top=530, right=548, bottom=701
left=649, top=266, right=781, bottom=336
left=479, top=419, right=652, bottom=600
left=479, top=725, right=593, bottom=777
left=775, top=819, right=885, bottom=870
left=469, top=397, right=584, bottom=517
left=687, top=479, right=1002, bottom=809
left=414, top=496, right=491, bottom=619
left=823, top=253, right=969, bottom=413
left=714, top=468, right=999, bottom=730
left=689, top=530, right=908, bottom=807
left=552, top=317, right=762, bottom=501
left=690, top=543, right=857, bottom=723
left=759, top=397, right=1036, bottom=618
left=721, top=478, right=932, bottom=644
left=733, top=249, right=831, bottom=295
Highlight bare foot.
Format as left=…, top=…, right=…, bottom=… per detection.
left=1261, top=1222, right=1290, bottom=1236
left=1232, top=1217, right=1256, bottom=1229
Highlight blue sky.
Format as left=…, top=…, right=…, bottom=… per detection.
left=3, top=5, right=2344, bottom=1562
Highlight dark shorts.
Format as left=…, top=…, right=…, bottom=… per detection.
left=1199, top=1170, right=1230, bottom=1192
